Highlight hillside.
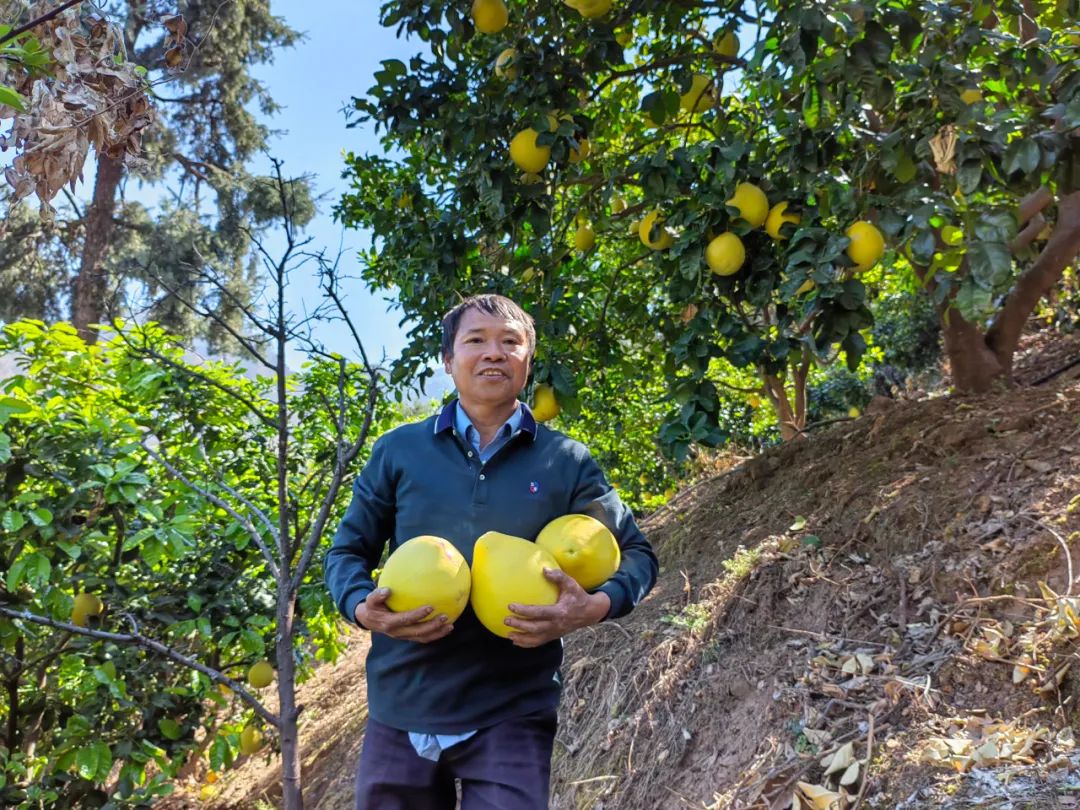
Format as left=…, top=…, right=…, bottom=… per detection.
left=178, top=334, right=1080, bottom=809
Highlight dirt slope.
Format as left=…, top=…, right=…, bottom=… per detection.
left=177, top=341, right=1080, bottom=810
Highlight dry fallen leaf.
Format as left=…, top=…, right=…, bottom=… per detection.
left=794, top=781, right=845, bottom=810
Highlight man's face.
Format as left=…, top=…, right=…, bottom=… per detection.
left=444, top=308, right=531, bottom=409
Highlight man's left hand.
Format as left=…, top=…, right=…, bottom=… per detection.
left=505, top=568, right=611, bottom=648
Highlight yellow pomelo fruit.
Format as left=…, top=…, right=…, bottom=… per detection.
left=680, top=74, right=716, bottom=112
left=795, top=278, right=815, bottom=295
left=495, top=48, right=518, bottom=80
left=569, top=137, right=591, bottom=164
left=472, top=0, right=508, bottom=33
left=610, top=194, right=626, bottom=214
left=199, top=785, right=216, bottom=802
left=615, top=28, right=632, bottom=46
left=748, top=394, right=762, bottom=408
left=239, top=725, right=265, bottom=756
left=639, top=209, right=674, bottom=250
left=714, top=30, right=739, bottom=59
left=726, top=182, right=769, bottom=228
left=470, top=531, right=560, bottom=638
left=532, top=384, right=560, bottom=422
left=765, top=201, right=801, bottom=240
left=72, top=593, right=103, bottom=627
left=510, top=128, right=552, bottom=174
left=574, top=223, right=595, bottom=252
left=845, top=221, right=886, bottom=272
left=705, top=232, right=745, bottom=276
left=536, top=514, right=620, bottom=590
left=247, top=660, right=274, bottom=689
left=960, top=88, right=983, bottom=105
left=567, top=0, right=612, bottom=18
left=377, top=535, right=471, bottom=623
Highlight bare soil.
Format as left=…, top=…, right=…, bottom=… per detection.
left=168, top=332, right=1080, bottom=810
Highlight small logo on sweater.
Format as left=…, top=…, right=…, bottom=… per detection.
left=528, top=481, right=540, bottom=494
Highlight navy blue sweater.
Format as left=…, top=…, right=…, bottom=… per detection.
left=323, top=401, right=658, bottom=734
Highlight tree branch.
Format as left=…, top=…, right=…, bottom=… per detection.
left=1009, top=213, right=1046, bottom=254
left=141, top=439, right=281, bottom=580
left=988, top=190, right=1080, bottom=368
left=0, top=605, right=278, bottom=728
left=1017, top=186, right=1053, bottom=227
left=0, top=0, right=82, bottom=45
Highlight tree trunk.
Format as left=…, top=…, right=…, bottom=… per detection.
left=761, top=371, right=807, bottom=441
left=941, top=309, right=1006, bottom=393
left=276, top=591, right=302, bottom=810
left=71, top=154, right=124, bottom=343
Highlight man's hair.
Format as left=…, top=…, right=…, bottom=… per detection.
left=441, top=294, right=536, bottom=359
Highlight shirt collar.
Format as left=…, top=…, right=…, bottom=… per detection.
left=435, top=399, right=537, bottom=440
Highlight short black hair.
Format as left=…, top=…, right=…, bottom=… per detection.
left=441, top=294, right=536, bottom=359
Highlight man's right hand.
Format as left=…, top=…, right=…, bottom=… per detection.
left=354, top=588, right=454, bottom=643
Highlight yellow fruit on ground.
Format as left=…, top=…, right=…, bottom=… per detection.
left=494, top=48, right=518, bottom=80
left=72, top=593, right=103, bottom=627
left=565, top=0, right=612, bottom=18
left=569, top=137, right=591, bottom=164
left=610, top=194, right=626, bottom=214
left=765, top=201, right=801, bottom=240
left=532, top=384, right=560, bottom=422
left=472, top=0, right=508, bottom=33
left=848, top=406, right=861, bottom=418
left=247, top=660, right=274, bottom=689
left=705, top=232, right=746, bottom=276
left=713, top=29, right=739, bottom=59
left=845, top=221, right=886, bottom=272
left=639, top=209, right=674, bottom=250
left=574, top=223, right=595, bottom=252
left=199, top=785, right=216, bottom=802
left=536, top=514, right=621, bottom=590
left=206, top=771, right=219, bottom=784
left=509, top=127, right=552, bottom=174
left=795, top=278, right=815, bottom=295
left=470, top=531, right=560, bottom=638
left=726, top=182, right=769, bottom=228
left=680, top=74, right=716, bottom=113
left=377, top=535, right=471, bottom=623
left=960, top=88, right=983, bottom=105
left=239, top=725, right=265, bottom=756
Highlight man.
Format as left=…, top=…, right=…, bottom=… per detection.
left=324, top=294, right=658, bottom=809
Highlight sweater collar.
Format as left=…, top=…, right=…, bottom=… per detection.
left=435, top=398, right=537, bottom=440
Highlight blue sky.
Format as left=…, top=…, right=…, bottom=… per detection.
left=246, top=0, right=419, bottom=369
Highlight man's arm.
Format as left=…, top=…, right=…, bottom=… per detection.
left=569, top=448, right=659, bottom=620
left=324, top=436, right=396, bottom=626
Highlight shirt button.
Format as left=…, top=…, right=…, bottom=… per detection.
left=479, top=474, right=486, bottom=481
left=467, top=451, right=474, bottom=457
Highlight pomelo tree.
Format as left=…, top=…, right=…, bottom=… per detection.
left=338, top=0, right=1079, bottom=454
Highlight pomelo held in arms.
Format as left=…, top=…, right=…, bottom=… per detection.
left=375, top=515, right=622, bottom=638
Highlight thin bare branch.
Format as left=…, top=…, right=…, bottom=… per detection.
left=0, top=605, right=278, bottom=728
left=112, top=327, right=278, bottom=430
left=141, top=439, right=281, bottom=579
left=197, top=437, right=280, bottom=543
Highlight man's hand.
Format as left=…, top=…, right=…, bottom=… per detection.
left=354, top=588, right=454, bottom=643
left=504, top=568, right=611, bottom=648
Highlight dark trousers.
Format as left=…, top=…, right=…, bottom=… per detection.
left=354, top=710, right=557, bottom=810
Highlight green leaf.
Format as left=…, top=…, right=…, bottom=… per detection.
left=802, top=82, right=821, bottom=130
left=0, top=396, right=31, bottom=422
left=2, top=510, right=25, bottom=533
left=954, top=281, right=994, bottom=319
left=157, top=718, right=183, bottom=741
left=0, top=84, right=26, bottom=112
left=967, top=242, right=1012, bottom=288
left=29, top=507, right=53, bottom=526
left=1003, top=140, right=1040, bottom=176
left=75, top=746, right=100, bottom=780
left=6, top=558, right=26, bottom=591
left=0, top=431, right=9, bottom=463
left=790, top=516, right=807, bottom=531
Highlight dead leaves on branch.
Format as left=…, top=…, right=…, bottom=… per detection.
left=0, top=2, right=166, bottom=218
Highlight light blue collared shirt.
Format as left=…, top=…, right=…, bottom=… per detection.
left=453, top=400, right=523, bottom=463
left=407, top=402, right=524, bottom=760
